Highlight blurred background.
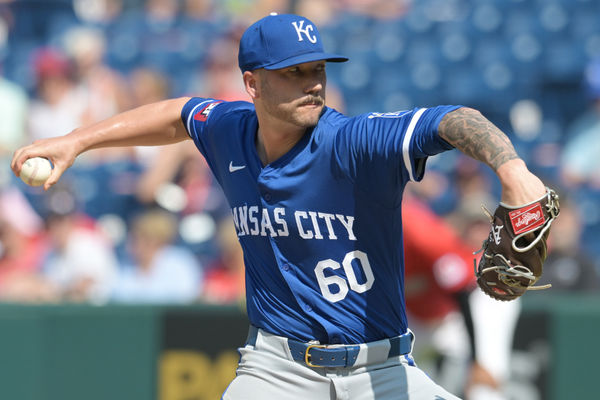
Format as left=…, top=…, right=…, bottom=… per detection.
left=0, top=0, right=599, bottom=399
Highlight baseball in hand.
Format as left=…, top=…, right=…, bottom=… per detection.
left=19, top=157, right=53, bottom=187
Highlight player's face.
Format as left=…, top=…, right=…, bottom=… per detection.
left=258, top=61, right=327, bottom=128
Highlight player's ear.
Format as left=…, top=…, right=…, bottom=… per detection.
left=243, top=71, right=259, bottom=99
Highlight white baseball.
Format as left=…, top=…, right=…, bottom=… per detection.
left=19, top=157, right=53, bottom=187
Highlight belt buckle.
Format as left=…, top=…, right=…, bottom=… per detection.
left=305, top=344, right=328, bottom=367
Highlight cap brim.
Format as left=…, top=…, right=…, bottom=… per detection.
left=264, top=52, right=348, bottom=70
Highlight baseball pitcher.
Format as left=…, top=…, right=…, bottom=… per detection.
left=12, top=13, right=558, bottom=400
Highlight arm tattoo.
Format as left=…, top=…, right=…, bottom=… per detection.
left=438, top=107, right=519, bottom=171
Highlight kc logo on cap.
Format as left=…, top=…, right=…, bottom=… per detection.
left=238, top=13, right=348, bottom=72
left=291, top=20, right=317, bottom=43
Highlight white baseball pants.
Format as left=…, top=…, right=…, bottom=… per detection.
left=222, top=326, right=462, bottom=400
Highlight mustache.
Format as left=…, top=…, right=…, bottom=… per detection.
left=299, top=96, right=325, bottom=106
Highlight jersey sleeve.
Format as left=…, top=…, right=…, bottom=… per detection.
left=180, top=97, right=226, bottom=158
left=334, top=105, right=460, bottom=207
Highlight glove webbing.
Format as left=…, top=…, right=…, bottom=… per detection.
left=475, top=253, right=552, bottom=291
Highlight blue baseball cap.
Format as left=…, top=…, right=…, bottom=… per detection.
left=238, top=13, right=348, bottom=73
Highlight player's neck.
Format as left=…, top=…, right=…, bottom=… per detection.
left=255, top=121, right=307, bottom=166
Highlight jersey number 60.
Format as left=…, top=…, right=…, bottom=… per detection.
left=314, top=250, right=375, bottom=302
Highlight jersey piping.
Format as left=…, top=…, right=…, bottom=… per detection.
left=402, top=107, right=427, bottom=182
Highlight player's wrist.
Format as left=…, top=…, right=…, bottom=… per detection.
left=495, top=158, right=527, bottom=181
left=496, top=159, right=545, bottom=206
left=66, top=127, right=96, bottom=156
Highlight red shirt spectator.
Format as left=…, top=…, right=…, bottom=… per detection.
left=402, top=197, right=476, bottom=321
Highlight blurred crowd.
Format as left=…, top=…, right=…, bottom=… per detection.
left=0, top=0, right=599, bottom=309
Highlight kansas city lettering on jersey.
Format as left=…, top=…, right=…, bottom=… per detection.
left=231, top=206, right=357, bottom=241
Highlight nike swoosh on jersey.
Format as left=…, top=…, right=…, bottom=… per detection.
left=229, top=161, right=246, bottom=172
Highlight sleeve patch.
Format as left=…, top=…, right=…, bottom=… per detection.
left=194, top=101, right=223, bottom=122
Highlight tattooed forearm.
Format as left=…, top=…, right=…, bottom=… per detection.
left=438, top=107, right=519, bottom=171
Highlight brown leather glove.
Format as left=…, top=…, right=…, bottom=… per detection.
left=475, top=187, right=560, bottom=301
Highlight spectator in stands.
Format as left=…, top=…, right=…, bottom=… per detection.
left=293, top=0, right=339, bottom=26
left=130, top=66, right=171, bottom=107
left=558, top=57, right=600, bottom=263
left=0, top=67, right=29, bottom=156
left=191, top=30, right=249, bottom=102
left=63, top=25, right=135, bottom=163
left=71, top=0, right=124, bottom=25
left=218, top=0, right=292, bottom=25
left=63, top=26, right=130, bottom=127
left=111, top=208, right=202, bottom=304
left=296, top=0, right=408, bottom=22
left=127, top=66, right=172, bottom=167
left=41, top=188, right=119, bottom=304
left=27, top=47, right=87, bottom=142
left=536, top=194, right=600, bottom=291
left=337, top=0, right=410, bottom=20
left=182, top=0, right=214, bottom=21
left=122, top=0, right=190, bottom=78
left=444, top=158, right=497, bottom=243
left=560, top=58, right=600, bottom=189
left=200, top=218, right=245, bottom=304
left=0, top=187, right=52, bottom=302
left=135, top=138, right=229, bottom=218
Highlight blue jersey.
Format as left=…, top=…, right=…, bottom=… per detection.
left=182, top=98, right=459, bottom=344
